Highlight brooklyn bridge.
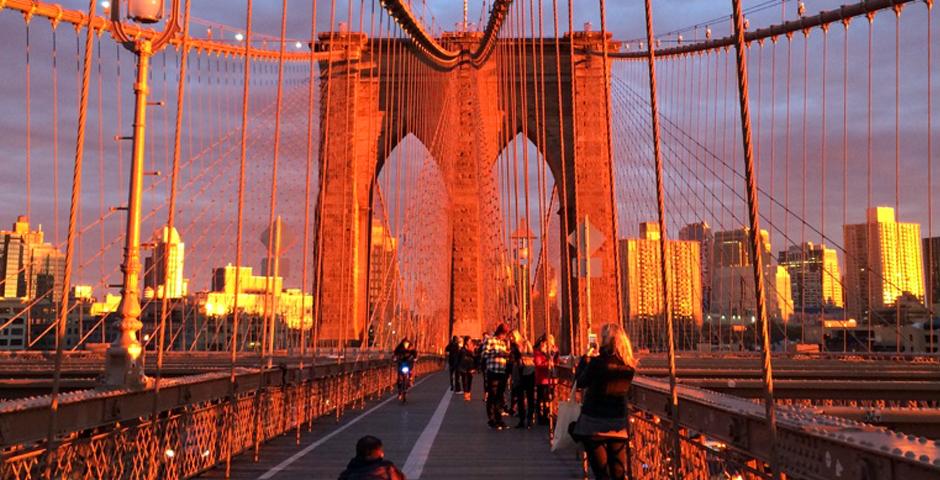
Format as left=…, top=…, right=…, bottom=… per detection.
left=0, top=0, right=938, bottom=478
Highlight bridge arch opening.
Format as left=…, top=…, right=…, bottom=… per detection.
left=492, top=132, right=562, bottom=344
left=367, top=133, right=451, bottom=352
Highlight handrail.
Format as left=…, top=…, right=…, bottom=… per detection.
left=555, top=364, right=940, bottom=480
left=0, top=356, right=444, bottom=447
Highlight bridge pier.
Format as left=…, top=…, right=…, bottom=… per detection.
left=314, top=32, right=383, bottom=346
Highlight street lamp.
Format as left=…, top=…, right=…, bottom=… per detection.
left=511, top=222, right=536, bottom=339
left=103, top=0, right=181, bottom=387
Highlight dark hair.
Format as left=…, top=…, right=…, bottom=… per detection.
left=355, top=435, right=383, bottom=459
left=494, top=323, right=509, bottom=336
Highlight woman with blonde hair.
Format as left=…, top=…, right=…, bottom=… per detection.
left=571, top=323, right=637, bottom=479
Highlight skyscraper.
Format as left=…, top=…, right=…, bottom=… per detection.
left=143, top=226, right=186, bottom=299
left=0, top=216, right=65, bottom=303
left=925, top=237, right=940, bottom=310
left=368, top=220, right=399, bottom=345
left=709, top=227, right=792, bottom=320
left=711, top=227, right=771, bottom=270
left=679, top=222, right=713, bottom=310
left=618, top=222, right=703, bottom=331
left=843, top=207, right=924, bottom=320
left=777, top=242, right=843, bottom=310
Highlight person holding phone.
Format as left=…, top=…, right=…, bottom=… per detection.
left=572, top=323, right=637, bottom=480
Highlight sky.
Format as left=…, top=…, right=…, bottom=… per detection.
left=0, top=0, right=936, bottom=296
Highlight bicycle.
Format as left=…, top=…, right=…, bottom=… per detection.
left=397, top=363, right=413, bottom=403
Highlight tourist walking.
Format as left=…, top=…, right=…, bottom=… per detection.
left=572, top=323, right=637, bottom=480
left=456, top=336, right=477, bottom=401
left=481, top=323, right=511, bottom=430
left=510, top=330, right=537, bottom=428
left=445, top=336, right=461, bottom=392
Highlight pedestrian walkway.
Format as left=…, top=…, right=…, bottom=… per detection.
left=201, top=372, right=583, bottom=479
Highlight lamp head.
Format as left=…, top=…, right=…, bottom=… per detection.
left=127, top=0, right=164, bottom=24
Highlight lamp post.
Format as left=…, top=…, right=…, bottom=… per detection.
left=511, top=223, right=536, bottom=340
left=103, top=0, right=181, bottom=387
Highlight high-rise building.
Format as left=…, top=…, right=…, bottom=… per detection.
left=0, top=216, right=65, bottom=303
left=368, top=221, right=399, bottom=345
left=618, top=222, right=703, bottom=328
left=777, top=242, right=843, bottom=309
left=711, top=227, right=771, bottom=270
left=679, top=222, right=713, bottom=310
left=843, top=207, right=924, bottom=320
left=709, top=227, right=792, bottom=320
left=144, top=226, right=186, bottom=299
left=201, top=264, right=311, bottom=330
left=925, top=237, right=940, bottom=310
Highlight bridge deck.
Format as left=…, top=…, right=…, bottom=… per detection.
left=201, top=372, right=583, bottom=479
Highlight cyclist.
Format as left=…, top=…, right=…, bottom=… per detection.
left=393, top=339, right=418, bottom=402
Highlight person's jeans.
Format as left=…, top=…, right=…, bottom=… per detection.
left=514, top=373, right=536, bottom=425
left=485, top=372, right=508, bottom=424
left=583, top=438, right=628, bottom=480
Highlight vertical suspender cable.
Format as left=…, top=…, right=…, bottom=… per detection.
left=927, top=1, right=934, bottom=353
left=729, top=1, right=780, bottom=478
left=25, top=22, right=31, bottom=220
left=866, top=12, right=874, bottom=352
left=893, top=5, right=902, bottom=352
left=253, top=0, right=290, bottom=462
left=226, top=0, right=253, bottom=475
left=45, top=2, right=97, bottom=478
left=565, top=0, right=582, bottom=354
left=313, top=0, right=340, bottom=362
left=842, top=19, right=850, bottom=350
left=53, top=27, right=60, bottom=245
left=297, top=0, right=320, bottom=441
left=153, top=0, right=192, bottom=424
left=597, top=0, right=625, bottom=333
left=820, top=26, right=829, bottom=347
left=640, top=1, right=681, bottom=478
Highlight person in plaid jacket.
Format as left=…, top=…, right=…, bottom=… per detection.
left=482, top=322, right=511, bottom=429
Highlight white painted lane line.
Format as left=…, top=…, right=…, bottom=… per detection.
left=257, top=374, right=436, bottom=480
left=401, top=386, right=452, bottom=479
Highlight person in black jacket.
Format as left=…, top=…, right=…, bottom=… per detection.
left=456, top=336, right=477, bottom=401
left=445, top=336, right=461, bottom=392
left=572, top=323, right=637, bottom=480
left=337, top=435, right=406, bottom=480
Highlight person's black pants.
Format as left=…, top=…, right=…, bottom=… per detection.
left=513, top=373, right=536, bottom=425
left=583, top=438, right=628, bottom=480
left=458, top=371, right=473, bottom=393
left=536, top=384, right=554, bottom=423
left=449, top=366, right=458, bottom=390
left=485, top=372, right=508, bottom=424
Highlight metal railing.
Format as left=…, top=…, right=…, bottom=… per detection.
left=0, top=357, right=444, bottom=479
left=554, top=363, right=940, bottom=480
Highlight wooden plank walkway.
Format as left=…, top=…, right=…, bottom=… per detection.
left=200, top=372, right=584, bottom=479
